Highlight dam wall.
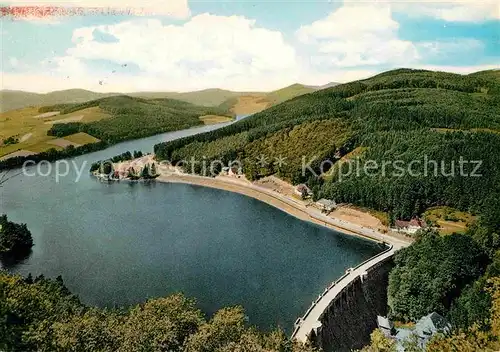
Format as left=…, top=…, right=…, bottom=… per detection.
left=292, top=245, right=397, bottom=351
left=310, top=255, right=394, bottom=351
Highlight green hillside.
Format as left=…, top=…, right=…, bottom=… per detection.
left=264, top=84, right=316, bottom=105
left=43, top=95, right=231, bottom=143
left=155, top=68, right=500, bottom=222
left=155, top=70, right=500, bottom=335
left=131, top=88, right=245, bottom=106
left=0, top=96, right=232, bottom=169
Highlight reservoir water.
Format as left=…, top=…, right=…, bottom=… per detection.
left=0, top=118, right=382, bottom=331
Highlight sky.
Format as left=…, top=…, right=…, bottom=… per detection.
left=0, top=0, right=499, bottom=93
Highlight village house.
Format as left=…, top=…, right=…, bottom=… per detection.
left=393, top=218, right=427, bottom=235
left=377, top=316, right=395, bottom=337
left=294, top=184, right=312, bottom=198
left=377, top=312, right=451, bottom=351
left=228, top=165, right=241, bottom=177
left=315, top=199, right=337, bottom=213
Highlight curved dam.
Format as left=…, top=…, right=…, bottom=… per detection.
left=292, top=244, right=400, bottom=351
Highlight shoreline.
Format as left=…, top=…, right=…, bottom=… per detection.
left=155, top=173, right=412, bottom=249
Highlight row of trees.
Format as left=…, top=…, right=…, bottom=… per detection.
left=89, top=150, right=144, bottom=173
left=2, top=136, right=18, bottom=146
left=0, top=272, right=316, bottom=352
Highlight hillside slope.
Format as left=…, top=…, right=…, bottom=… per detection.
left=0, top=95, right=231, bottom=165
left=218, top=84, right=317, bottom=115
left=41, top=95, right=231, bottom=143
left=155, top=69, right=500, bottom=222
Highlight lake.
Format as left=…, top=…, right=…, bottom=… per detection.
left=0, top=118, right=382, bottom=331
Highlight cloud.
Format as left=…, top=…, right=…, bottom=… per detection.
left=391, top=0, right=500, bottom=22
left=1, top=0, right=191, bottom=20
left=342, top=0, right=499, bottom=23
left=22, top=14, right=301, bottom=92
left=8, top=57, right=19, bottom=68
left=297, top=4, right=419, bottom=67
left=1, top=2, right=497, bottom=93
left=416, top=38, right=485, bottom=59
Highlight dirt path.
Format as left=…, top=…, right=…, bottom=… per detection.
left=19, top=133, right=32, bottom=143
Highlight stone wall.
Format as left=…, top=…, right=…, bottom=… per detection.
left=310, top=256, right=394, bottom=352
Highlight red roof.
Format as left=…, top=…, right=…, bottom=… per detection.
left=395, top=218, right=426, bottom=228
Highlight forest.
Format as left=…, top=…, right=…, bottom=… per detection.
left=0, top=271, right=315, bottom=352
left=0, top=215, right=33, bottom=256
left=46, top=96, right=232, bottom=143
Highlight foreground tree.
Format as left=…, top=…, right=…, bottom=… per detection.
left=1, top=272, right=316, bottom=352
left=388, top=230, right=488, bottom=321
left=358, top=329, right=397, bottom=352
left=427, top=278, right=500, bottom=352
left=0, top=214, right=33, bottom=255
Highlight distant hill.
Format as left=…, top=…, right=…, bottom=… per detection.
left=39, top=95, right=232, bottom=144
left=0, top=83, right=322, bottom=113
left=0, top=89, right=120, bottom=112
left=304, top=82, right=340, bottom=90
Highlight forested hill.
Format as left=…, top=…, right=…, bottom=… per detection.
left=155, top=68, right=500, bottom=223
left=0, top=95, right=233, bottom=170
left=43, top=95, right=230, bottom=143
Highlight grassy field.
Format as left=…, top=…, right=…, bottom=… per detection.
left=423, top=206, right=477, bottom=235
left=0, top=106, right=109, bottom=157
left=63, top=132, right=101, bottom=145
left=199, top=115, right=234, bottom=125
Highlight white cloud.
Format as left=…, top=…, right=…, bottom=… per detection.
left=8, top=57, right=19, bottom=68
left=416, top=38, right=485, bottom=58
left=391, top=0, right=500, bottom=22
left=2, top=0, right=190, bottom=19
left=297, top=4, right=419, bottom=67
left=342, top=0, right=499, bottom=23
left=1, top=2, right=497, bottom=93
left=11, top=14, right=301, bottom=92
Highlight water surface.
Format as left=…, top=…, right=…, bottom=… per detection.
left=0, top=120, right=382, bottom=331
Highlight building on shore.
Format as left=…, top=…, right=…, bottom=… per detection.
left=377, top=312, right=451, bottom=351
left=392, top=218, right=427, bottom=235
left=294, top=184, right=312, bottom=198
left=315, top=199, right=337, bottom=213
